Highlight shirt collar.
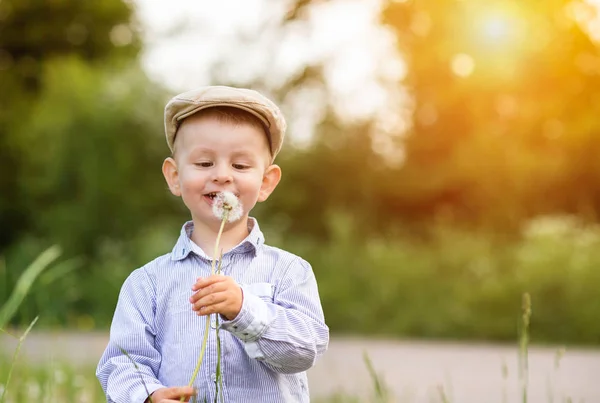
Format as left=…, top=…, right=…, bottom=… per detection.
left=170, top=217, right=265, bottom=261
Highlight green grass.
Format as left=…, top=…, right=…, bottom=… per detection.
left=0, top=358, right=105, bottom=403
left=2, top=360, right=380, bottom=403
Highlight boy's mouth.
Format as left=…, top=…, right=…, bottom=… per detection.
left=203, top=191, right=240, bottom=204
left=204, top=192, right=218, bottom=204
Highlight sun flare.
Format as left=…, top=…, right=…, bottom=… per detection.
left=475, top=8, right=525, bottom=48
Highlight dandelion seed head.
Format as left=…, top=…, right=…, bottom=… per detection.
left=212, top=191, right=243, bottom=222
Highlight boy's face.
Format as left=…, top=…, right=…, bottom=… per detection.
left=162, top=114, right=281, bottom=229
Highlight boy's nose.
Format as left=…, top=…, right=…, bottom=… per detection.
left=212, top=166, right=233, bottom=183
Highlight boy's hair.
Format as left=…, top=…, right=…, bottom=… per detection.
left=172, top=106, right=271, bottom=157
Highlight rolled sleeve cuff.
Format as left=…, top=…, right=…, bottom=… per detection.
left=221, top=288, right=273, bottom=361
left=221, top=290, right=270, bottom=341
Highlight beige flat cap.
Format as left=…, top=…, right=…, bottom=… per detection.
left=164, top=85, right=286, bottom=159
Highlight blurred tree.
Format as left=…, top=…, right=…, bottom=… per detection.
left=0, top=1, right=177, bottom=327
left=0, top=0, right=141, bottom=251
left=0, top=0, right=139, bottom=90
left=381, top=0, right=600, bottom=229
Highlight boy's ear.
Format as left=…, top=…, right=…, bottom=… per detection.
left=258, top=164, right=282, bottom=202
left=162, top=157, right=181, bottom=196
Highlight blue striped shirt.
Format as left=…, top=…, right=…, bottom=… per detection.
left=96, top=219, right=329, bottom=403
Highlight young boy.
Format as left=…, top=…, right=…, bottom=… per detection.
left=96, top=86, right=329, bottom=403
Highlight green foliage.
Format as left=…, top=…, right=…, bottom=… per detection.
left=0, top=0, right=144, bottom=250
left=16, top=57, right=173, bottom=256
left=0, top=56, right=181, bottom=327
left=0, top=0, right=140, bottom=88
left=4, top=212, right=598, bottom=346
left=276, top=213, right=600, bottom=345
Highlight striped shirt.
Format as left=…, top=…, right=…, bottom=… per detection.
left=96, top=218, right=329, bottom=403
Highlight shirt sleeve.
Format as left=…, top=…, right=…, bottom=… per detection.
left=220, top=257, right=329, bottom=374
left=96, top=268, right=165, bottom=403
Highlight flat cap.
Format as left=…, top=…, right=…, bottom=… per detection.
left=164, top=85, right=286, bottom=160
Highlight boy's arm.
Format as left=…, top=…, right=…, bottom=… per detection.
left=220, top=257, right=329, bottom=374
left=96, top=269, right=165, bottom=403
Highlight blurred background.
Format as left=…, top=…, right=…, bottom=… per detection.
left=3, top=0, right=600, bottom=348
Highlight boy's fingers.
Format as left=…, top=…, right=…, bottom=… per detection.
left=164, top=386, right=195, bottom=398
left=192, top=291, right=228, bottom=312
left=190, top=281, right=229, bottom=301
left=195, top=301, right=227, bottom=316
left=192, top=274, right=226, bottom=290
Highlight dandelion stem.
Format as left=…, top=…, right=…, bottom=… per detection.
left=212, top=210, right=230, bottom=275
left=185, top=208, right=230, bottom=400
left=213, top=254, right=226, bottom=403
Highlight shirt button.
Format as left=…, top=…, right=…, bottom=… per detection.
left=211, top=320, right=217, bottom=329
left=211, top=373, right=217, bottom=382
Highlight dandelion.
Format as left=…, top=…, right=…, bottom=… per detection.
left=212, top=191, right=243, bottom=223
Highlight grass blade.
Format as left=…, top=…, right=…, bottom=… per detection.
left=0, top=245, right=61, bottom=329
left=117, top=345, right=153, bottom=403
left=363, top=350, right=388, bottom=402
left=0, top=315, right=38, bottom=403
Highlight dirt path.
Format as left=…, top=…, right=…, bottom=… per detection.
left=2, top=332, right=598, bottom=402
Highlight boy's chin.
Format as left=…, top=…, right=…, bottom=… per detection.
left=193, top=214, right=247, bottom=227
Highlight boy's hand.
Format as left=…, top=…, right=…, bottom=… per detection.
left=147, top=386, right=195, bottom=402
left=190, top=274, right=243, bottom=320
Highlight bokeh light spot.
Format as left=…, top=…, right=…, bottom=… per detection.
left=451, top=53, right=475, bottom=77
left=110, top=24, right=134, bottom=47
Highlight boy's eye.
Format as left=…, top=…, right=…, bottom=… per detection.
left=233, top=164, right=249, bottom=170
left=195, top=162, right=213, bottom=167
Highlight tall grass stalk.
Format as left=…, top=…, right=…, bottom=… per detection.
left=363, top=351, right=388, bottom=402
left=0, top=245, right=61, bottom=328
left=501, top=358, right=509, bottom=403
left=547, top=347, right=565, bottom=403
left=519, top=293, right=532, bottom=403
left=437, top=385, right=451, bottom=403
left=0, top=315, right=38, bottom=403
